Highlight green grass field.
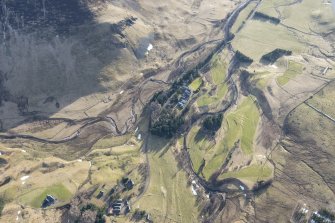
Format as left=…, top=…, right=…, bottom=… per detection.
left=0, top=150, right=89, bottom=210
left=232, top=20, right=305, bottom=61
left=277, top=60, right=303, bottom=86
left=307, top=81, right=335, bottom=118
left=202, top=154, right=227, bottom=179
left=222, top=96, right=260, bottom=154
left=136, top=136, right=199, bottom=223
left=219, top=164, right=273, bottom=182
left=211, top=58, right=227, bottom=85
left=187, top=126, right=215, bottom=173
left=199, top=97, right=260, bottom=179
left=250, top=71, right=272, bottom=89
left=91, top=134, right=132, bottom=149
left=90, top=150, right=143, bottom=186
left=19, top=184, right=72, bottom=208
left=196, top=57, right=228, bottom=108
left=88, top=134, right=144, bottom=186
left=189, top=77, right=202, bottom=91
left=197, top=84, right=228, bottom=107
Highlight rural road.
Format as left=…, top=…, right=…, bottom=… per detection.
left=305, top=102, right=335, bottom=123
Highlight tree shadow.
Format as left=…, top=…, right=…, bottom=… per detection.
left=239, top=70, right=273, bottom=120
left=145, top=134, right=171, bottom=155
left=194, top=124, right=215, bottom=144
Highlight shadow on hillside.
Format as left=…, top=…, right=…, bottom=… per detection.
left=144, top=133, right=171, bottom=155
left=0, top=0, right=154, bottom=132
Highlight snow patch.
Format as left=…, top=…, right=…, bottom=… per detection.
left=16, top=211, right=21, bottom=221
left=145, top=43, right=153, bottom=55
left=21, top=175, right=30, bottom=185
left=191, top=185, right=198, bottom=196
left=20, top=175, right=30, bottom=181
left=147, top=44, right=153, bottom=51
left=160, top=186, right=167, bottom=197
left=191, top=180, right=199, bottom=196
left=301, top=207, right=308, bottom=214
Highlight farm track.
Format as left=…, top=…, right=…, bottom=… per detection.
left=305, top=102, right=335, bottom=123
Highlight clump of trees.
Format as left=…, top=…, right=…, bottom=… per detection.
left=63, top=195, right=107, bottom=223
left=311, top=209, right=335, bottom=223
left=150, top=110, right=184, bottom=138
left=152, top=90, right=173, bottom=105
left=80, top=204, right=106, bottom=223
left=133, top=209, right=146, bottom=219
left=260, top=49, right=292, bottom=64
left=253, top=12, right=280, bottom=24
left=203, top=114, right=223, bottom=132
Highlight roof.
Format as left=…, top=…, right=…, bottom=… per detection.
left=112, top=204, right=122, bottom=208
left=125, top=179, right=134, bottom=189
left=46, top=195, right=55, bottom=201
left=41, top=195, right=56, bottom=208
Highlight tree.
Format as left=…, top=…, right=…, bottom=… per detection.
left=150, top=110, right=184, bottom=138
left=203, top=114, right=223, bottom=132
left=80, top=210, right=96, bottom=223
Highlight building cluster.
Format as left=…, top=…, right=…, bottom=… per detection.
left=177, top=86, right=191, bottom=109
left=107, top=177, right=134, bottom=216
left=107, top=199, right=131, bottom=216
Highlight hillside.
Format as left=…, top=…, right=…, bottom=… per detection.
left=1, top=0, right=335, bottom=223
